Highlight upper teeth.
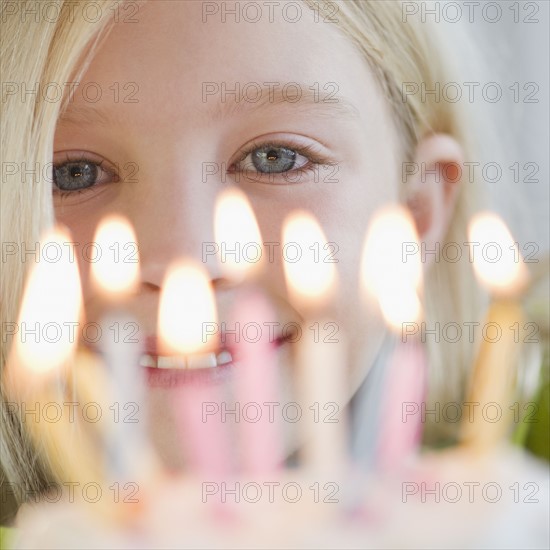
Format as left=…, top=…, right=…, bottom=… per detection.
left=139, top=351, right=233, bottom=369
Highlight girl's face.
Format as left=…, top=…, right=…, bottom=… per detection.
left=53, top=0, right=401, bottom=467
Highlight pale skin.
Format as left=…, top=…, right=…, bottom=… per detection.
left=53, top=0, right=463, bottom=468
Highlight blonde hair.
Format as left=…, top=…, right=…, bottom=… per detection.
left=1, top=0, right=486, bottom=510
left=1, top=0, right=121, bottom=507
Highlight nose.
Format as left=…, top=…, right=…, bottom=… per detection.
left=130, top=166, right=225, bottom=289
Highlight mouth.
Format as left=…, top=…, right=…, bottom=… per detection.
left=81, top=328, right=294, bottom=388
left=143, top=350, right=236, bottom=388
left=141, top=332, right=293, bottom=388
left=139, top=349, right=234, bottom=370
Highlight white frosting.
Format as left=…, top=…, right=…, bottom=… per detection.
left=13, top=446, right=550, bottom=549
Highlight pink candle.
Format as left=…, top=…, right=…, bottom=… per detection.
left=231, top=288, right=283, bottom=474
left=158, top=261, right=231, bottom=479
left=375, top=337, right=426, bottom=471
left=213, top=185, right=283, bottom=474
left=360, top=205, right=427, bottom=471
left=175, top=381, right=232, bottom=479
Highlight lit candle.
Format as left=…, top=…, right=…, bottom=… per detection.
left=214, top=186, right=263, bottom=283
left=90, top=215, right=140, bottom=299
left=158, top=260, right=231, bottom=478
left=6, top=225, right=99, bottom=484
left=90, top=214, right=152, bottom=484
left=460, top=212, right=529, bottom=451
left=282, top=210, right=347, bottom=476
left=158, top=261, right=218, bottom=357
left=231, top=289, right=283, bottom=474
left=215, top=187, right=283, bottom=474
left=13, top=225, right=82, bottom=376
left=360, top=205, right=427, bottom=471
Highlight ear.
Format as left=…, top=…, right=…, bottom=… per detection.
left=404, top=134, right=464, bottom=259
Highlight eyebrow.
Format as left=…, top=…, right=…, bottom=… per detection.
left=57, top=104, right=114, bottom=128
left=204, top=85, right=361, bottom=121
left=56, top=85, right=361, bottom=128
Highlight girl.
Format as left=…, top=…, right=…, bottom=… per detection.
left=1, top=0, right=546, bottom=538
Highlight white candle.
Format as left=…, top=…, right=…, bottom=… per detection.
left=91, top=215, right=151, bottom=484
left=282, top=210, right=347, bottom=476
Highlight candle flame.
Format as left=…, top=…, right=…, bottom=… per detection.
left=282, top=211, right=336, bottom=308
left=90, top=215, right=139, bottom=295
left=214, top=187, right=262, bottom=281
left=361, top=205, right=422, bottom=296
left=378, top=286, right=421, bottom=331
left=468, top=212, right=529, bottom=295
left=361, top=205, right=422, bottom=327
left=158, top=261, right=218, bottom=354
left=15, top=226, right=82, bottom=374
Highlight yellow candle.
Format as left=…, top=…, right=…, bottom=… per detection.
left=460, top=300, right=525, bottom=449
left=460, top=212, right=529, bottom=450
left=6, top=225, right=102, bottom=488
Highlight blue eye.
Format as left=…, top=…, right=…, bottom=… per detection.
left=252, top=146, right=297, bottom=173
left=54, top=161, right=98, bottom=190
left=236, top=145, right=309, bottom=174
left=52, top=156, right=118, bottom=193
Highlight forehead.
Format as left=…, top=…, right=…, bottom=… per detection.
left=66, top=0, right=382, bottom=127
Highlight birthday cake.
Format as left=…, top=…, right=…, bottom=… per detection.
left=9, top=444, right=550, bottom=550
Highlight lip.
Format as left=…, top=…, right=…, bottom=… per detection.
left=143, top=335, right=236, bottom=387
left=144, top=361, right=236, bottom=387
left=143, top=333, right=291, bottom=355
left=142, top=332, right=293, bottom=388
left=81, top=328, right=295, bottom=389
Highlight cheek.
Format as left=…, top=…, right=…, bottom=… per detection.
left=54, top=206, right=100, bottom=304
